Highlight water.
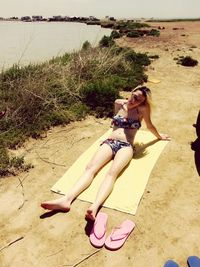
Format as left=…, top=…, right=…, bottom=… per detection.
left=0, top=21, right=112, bottom=70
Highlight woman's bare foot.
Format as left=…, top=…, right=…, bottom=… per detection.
left=41, top=196, right=71, bottom=212
left=85, top=205, right=98, bottom=221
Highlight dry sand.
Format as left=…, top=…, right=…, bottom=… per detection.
left=0, top=21, right=199, bottom=267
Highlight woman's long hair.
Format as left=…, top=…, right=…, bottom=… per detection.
left=132, top=86, right=152, bottom=111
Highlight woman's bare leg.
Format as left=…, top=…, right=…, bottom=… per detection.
left=41, top=144, right=113, bottom=211
left=86, top=146, right=134, bottom=220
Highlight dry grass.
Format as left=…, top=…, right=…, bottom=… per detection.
left=0, top=44, right=150, bottom=175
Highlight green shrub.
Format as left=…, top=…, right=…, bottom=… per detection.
left=81, top=79, right=120, bottom=117
left=0, top=146, right=9, bottom=175
left=127, top=31, right=142, bottom=38
left=99, top=35, right=115, bottom=47
left=1, top=63, right=44, bottom=81
left=148, top=29, right=160, bottom=36
left=115, top=21, right=150, bottom=30
left=0, top=146, right=32, bottom=177
left=127, top=22, right=150, bottom=29
left=125, top=50, right=151, bottom=66
left=110, top=30, right=121, bottom=39
left=121, top=71, right=148, bottom=91
left=82, top=41, right=91, bottom=50
left=69, top=103, right=89, bottom=120
left=177, top=56, right=198, bottom=67
left=148, top=55, right=159, bottom=59
left=49, top=53, right=71, bottom=65
left=0, top=129, right=26, bottom=149
left=9, top=156, right=25, bottom=169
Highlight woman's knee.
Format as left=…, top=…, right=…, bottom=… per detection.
left=105, top=170, right=118, bottom=180
left=85, top=163, right=98, bottom=175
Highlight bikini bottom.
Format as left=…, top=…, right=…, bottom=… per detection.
left=100, top=138, right=133, bottom=157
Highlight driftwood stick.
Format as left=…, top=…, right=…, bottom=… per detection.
left=63, top=249, right=101, bottom=267
left=0, top=236, right=24, bottom=252
left=16, top=174, right=29, bottom=188
left=17, top=177, right=26, bottom=210
left=36, top=136, right=87, bottom=167
left=17, top=178, right=25, bottom=209
left=36, top=151, right=66, bottom=167
left=46, top=249, right=63, bottom=257
left=66, top=137, right=87, bottom=151
left=17, top=177, right=24, bottom=190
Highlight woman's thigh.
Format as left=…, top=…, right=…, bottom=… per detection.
left=86, top=143, right=113, bottom=172
left=107, top=146, right=134, bottom=177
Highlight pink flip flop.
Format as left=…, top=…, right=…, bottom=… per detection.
left=89, top=212, right=108, bottom=248
left=105, top=219, right=135, bottom=250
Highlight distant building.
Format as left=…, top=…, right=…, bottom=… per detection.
left=21, top=16, right=31, bottom=21
left=53, top=16, right=62, bottom=20
left=32, top=16, right=43, bottom=21
left=48, top=16, right=67, bottom=21
left=9, top=17, right=19, bottom=20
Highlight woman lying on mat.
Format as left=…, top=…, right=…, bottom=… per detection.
left=41, top=86, right=170, bottom=220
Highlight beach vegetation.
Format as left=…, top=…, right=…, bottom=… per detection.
left=110, top=30, right=121, bottom=39
left=148, top=29, right=160, bottom=37
left=176, top=56, right=198, bottom=67
left=99, top=35, right=115, bottom=47
left=146, top=18, right=200, bottom=22
left=148, top=55, right=159, bottom=59
left=127, top=31, right=142, bottom=38
left=82, top=40, right=92, bottom=50
left=0, top=145, right=33, bottom=176
left=114, top=21, right=150, bottom=30
left=0, top=39, right=151, bottom=176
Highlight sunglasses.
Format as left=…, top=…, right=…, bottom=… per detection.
left=132, top=93, right=144, bottom=102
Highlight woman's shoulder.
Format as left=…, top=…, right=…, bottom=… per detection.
left=139, top=102, right=150, bottom=110
left=138, top=102, right=150, bottom=115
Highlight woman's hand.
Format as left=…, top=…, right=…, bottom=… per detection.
left=159, top=133, right=171, bottom=141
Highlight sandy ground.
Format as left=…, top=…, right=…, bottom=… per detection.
left=0, top=21, right=199, bottom=267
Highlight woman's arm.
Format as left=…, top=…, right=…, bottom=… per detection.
left=114, top=99, right=128, bottom=114
left=141, top=104, right=170, bottom=140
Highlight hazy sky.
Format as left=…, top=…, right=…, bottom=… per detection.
left=0, top=0, right=200, bottom=19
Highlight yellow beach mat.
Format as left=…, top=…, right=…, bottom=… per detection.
left=51, top=130, right=169, bottom=215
